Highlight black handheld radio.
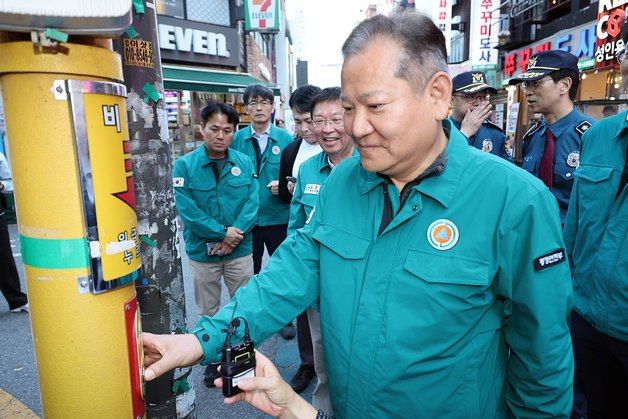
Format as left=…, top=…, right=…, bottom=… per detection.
left=220, top=313, right=256, bottom=397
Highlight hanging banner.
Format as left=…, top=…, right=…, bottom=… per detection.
left=470, top=0, right=500, bottom=70
left=433, top=0, right=452, bottom=55
left=595, top=0, right=627, bottom=69
left=244, top=0, right=281, bottom=33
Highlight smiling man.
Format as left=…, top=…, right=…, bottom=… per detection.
left=143, top=12, right=574, bottom=418
left=509, top=51, right=595, bottom=224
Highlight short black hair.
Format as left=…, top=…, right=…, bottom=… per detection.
left=200, top=101, right=239, bottom=127
left=342, top=12, right=447, bottom=91
left=310, top=87, right=342, bottom=115
left=243, top=84, right=274, bottom=104
left=289, top=85, right=322, bottom=113
left=549, top=69, right=580, bottom=101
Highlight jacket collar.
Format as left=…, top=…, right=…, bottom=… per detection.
left=545, top=107, right=580, bottom=137
left=360, top=119, right=466, bottom=208
left=198, top=146, right=236, bottom=167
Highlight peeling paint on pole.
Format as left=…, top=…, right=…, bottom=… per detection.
left=113, top=1, right=195, bottom=417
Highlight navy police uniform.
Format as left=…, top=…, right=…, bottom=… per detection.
left=450, top=71, right=512, bottom=161
left=510, top=51, right=595, bottom=223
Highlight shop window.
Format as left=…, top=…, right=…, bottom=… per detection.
left=156, top=0, right=185, bottom=19
left=187, top=0, right=231, bottom=26
left=450, top=33, right=465, bottom=63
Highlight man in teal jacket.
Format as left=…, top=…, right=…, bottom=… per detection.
left=144, top=13, right=574, bottom=418
left=288, top=86, right=357, bottom=414
left=563, top=38, right=628, bottom=415
left=231, top=84, right=294, bottom=275
left=173, top=102, right=258, bottom=386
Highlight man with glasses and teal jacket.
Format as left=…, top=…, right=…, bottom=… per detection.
left=509, top=50, right=595, bottom=224
left=232, top=84, right=294, bottom=275
left=449, top=71, right=512, bottom=161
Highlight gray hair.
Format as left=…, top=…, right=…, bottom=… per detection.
left=341, top=12, right=448, bottom=91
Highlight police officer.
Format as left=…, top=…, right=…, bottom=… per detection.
left=509, top=50, right=595, bottom=223
left=449, top=71, right=512, bottom=160
left=172, top=101, right=258, bottom=386
left=232, top=84, right=294, bottom=275
left=143, top=13, right=574, bottom=418
left=563, top=23, right=628, bottom=416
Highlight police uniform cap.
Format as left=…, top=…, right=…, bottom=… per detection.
left=509, top=50, right=579, bottom=85
left=452, top=71, right=497, bottom=95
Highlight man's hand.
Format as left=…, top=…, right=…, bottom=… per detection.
left=143, top=332, right=204, bottom=382
left=216, top=351, right=318, bottom=419
left=267, top=180, right=279, bottom=196
left=287, top=181, right=296, bottom=195
left=223, top=226, right=244, bottom=247
left=210, top=242, right=234, bottom=256
left=460, top=101, right=492, bottom=138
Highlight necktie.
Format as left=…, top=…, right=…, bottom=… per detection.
left=538, top=128, right=554, bottom=188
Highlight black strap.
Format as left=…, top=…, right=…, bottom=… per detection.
left=616, top=141, right=628, bottom=200
left=377, top=184, right=393, bottom=237
left=209, top=162, right=220, bottom=182
left=251, top=137, right=262, bottom=175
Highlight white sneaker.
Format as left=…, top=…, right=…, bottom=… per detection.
left=10, top=303, right=29, bottom=313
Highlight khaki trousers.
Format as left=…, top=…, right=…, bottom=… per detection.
left=307, top=308, right=334, bottom=415
left=190, top=254, right=253, bottom=316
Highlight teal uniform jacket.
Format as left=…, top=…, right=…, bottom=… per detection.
left=193, top=120, right=574, bottom=418
left=288, top=149, right=359, bottom=236
left=564, top=110, right=628, bottom=342
left=231, top=124, right=294, bottom=226
left=173, top=147, right=259, bottom=263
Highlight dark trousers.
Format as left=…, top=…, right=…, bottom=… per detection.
left=0, top=213, right=27, bottom=310
left=252, top=223, right=314, bottom=368
left=571, top=311, right=628, bottom=418
left=252, top=224, right=287, bottom=274
left=297, top=310, right=314, bottom=368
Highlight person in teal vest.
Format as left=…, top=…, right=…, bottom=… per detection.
left=231, top=84, right=294, bottom=275
left=143, top=13, right=574, bottom=418
left=563, top=21, right=628, bottom=416
left=172, top=101, right=258, bottom=387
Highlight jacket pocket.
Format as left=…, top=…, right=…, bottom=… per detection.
left=312, top=223, right=370, bottom=259
left=228, top=177, right=251, bottom=188
left=574, top=164, right=613, bottom=183
left=188, top=181, right=215, bottom=191
left=404, top=249, right=489, bottom=286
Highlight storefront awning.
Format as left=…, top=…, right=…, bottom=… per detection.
left=162, top=65, right=280, bottom=95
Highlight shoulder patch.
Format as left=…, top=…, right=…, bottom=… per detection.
left=575, top=121, right=592, bottom=136
left=534, top=249, right=566, bottom=271
left=523, top=121, right=542, bottom=139
left=483, top=120, right=503, bottom=132
left=173, top=177, right=184, bottom=187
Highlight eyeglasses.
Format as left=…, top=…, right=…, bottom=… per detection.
left=617, top=49, right=627, bottom=65
left=521, top=77, right=553, bottom=92
left=247, top=100, right=272, bottom=108
left=453, top=93, right=491, bottom=103
left=312, top=117, right=344, bottom=128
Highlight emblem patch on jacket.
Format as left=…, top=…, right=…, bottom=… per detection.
left=173, top=177, right=184, bottom=187
left=575, top=121, right=591, bottom=136
left=427, top=219, right=459, bottom=251
left=534, top=249, right=566, bottom=271
left=482, top=139, right=493, bottom=152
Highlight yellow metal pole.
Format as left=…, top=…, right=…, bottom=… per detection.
left=0, top=40, right=144, bottom=418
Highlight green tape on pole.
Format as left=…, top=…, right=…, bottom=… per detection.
left=142, top=82, right=162, bottom=103
left=133, top=0, right=145, bottom=14
left=140, top=234, right=157, bottom=248
left=20, top=235, right=89, bottom=270
left=125, top=26, right=140, bottom=39
left=44, top=28, right=69, bottom=43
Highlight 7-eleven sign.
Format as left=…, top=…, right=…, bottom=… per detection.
left=244, top=0, right=280, bottom=32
